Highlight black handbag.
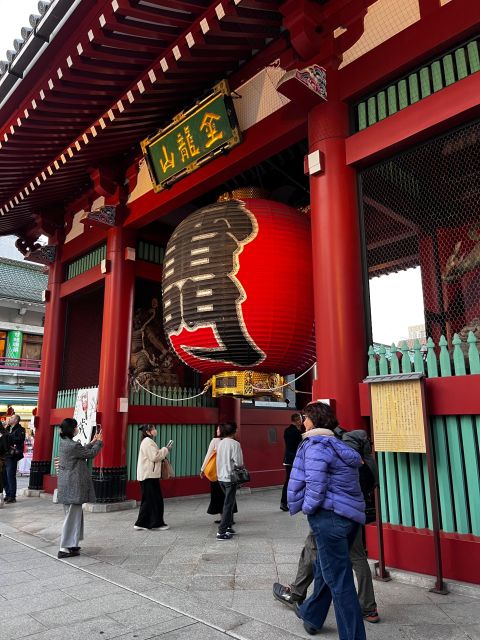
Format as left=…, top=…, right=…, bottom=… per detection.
left=230, top=465, right=250, bottom=485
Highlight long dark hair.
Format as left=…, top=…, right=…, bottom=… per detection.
left=60, top=418, right=77, bottom=439
left=139, top=424, right=155, bottom=439
left=304, top=402, right=339, bottom=431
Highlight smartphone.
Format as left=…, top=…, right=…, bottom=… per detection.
left=95, top=424, right=102, bottom=434
left=166, top=439, right=174, bottom=448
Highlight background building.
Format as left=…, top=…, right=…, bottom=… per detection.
left=0, top=257, right=46, bottom=425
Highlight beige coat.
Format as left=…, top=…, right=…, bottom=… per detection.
left=136, top=436, right=169, bottom=481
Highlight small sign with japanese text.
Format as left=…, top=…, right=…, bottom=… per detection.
left=141, top=80, right=241, bottom=192
left=367, top=374, right=427, bottom=453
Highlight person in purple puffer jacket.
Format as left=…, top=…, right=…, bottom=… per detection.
left=287, top=402, right=367, bottom=639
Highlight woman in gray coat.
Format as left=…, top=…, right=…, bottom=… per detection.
left=57, top=418, right=103, bottom=558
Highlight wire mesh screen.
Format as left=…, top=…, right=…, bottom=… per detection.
left=361, top=119, right=480, bottom=352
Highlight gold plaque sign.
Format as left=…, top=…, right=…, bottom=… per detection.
left=368, top=376, right=427, bottom=453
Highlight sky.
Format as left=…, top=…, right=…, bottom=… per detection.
left=0, top=2, right=427, bottom=345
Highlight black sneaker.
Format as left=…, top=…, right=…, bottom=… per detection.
left=273, top=582, right=303, bottom=608
left=280, top=504, right=289, bottom=511
left=226, top=527, right=236, bottom=535
left=216, top=533, right=233, bottom=540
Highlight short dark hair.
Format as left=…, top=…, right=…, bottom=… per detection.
left=139, top=424, right=155, bottom=439
left=60, top=418, right=77, bottom=439
left=303, top=402, right=339, bottom=431
left=291, top=413, right=302, bottom=422
left=218, top=422, right=237, bottom=437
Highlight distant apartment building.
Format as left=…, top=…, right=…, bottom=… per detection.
left=0, top=258, right=47, bottom=427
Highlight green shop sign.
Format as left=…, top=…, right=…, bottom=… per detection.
left=141, top=80, right=241, bottom=192
left=5, top=330, right=23, bottom=366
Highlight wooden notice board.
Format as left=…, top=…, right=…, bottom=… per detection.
left=368, top=374, right=427, bottom=453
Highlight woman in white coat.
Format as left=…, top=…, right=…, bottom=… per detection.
left=134, top=424, right=172, bottom=531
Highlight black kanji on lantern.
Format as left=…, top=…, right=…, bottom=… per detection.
left=162, top=200, right=265, bottom=367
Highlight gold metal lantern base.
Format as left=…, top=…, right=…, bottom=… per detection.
left=211, top=371, right=284, bottom=400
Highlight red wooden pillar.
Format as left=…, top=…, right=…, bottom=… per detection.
left=308, top=95, right=367, bottom=429
left=94, top=226, right=136, bottom=501
left=29, top=243, right=66, bottom=490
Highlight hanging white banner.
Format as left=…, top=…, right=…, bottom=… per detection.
left=73, top=387, right=98, bottom=445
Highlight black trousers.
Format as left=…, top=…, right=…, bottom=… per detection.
left=135, top=479, right=166, bottom=529
left=281, top=465, right=293, bottom=507
left=218, top=481, right=237, bottom=534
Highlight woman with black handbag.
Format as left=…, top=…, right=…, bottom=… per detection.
left=215, top=422, right=245, bottom=540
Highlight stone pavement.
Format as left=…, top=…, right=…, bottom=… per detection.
left=1, top=483, right=480, bottom=640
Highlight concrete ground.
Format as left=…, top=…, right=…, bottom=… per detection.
left=1, top=479, right=479, bottom=640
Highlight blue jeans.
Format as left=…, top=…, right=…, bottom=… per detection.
left=299, top=509, right=366, bottom=640
left=3, top=458, right=18, bottom=498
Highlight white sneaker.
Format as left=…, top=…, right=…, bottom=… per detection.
left=152, top=525, right=170, bottom=531
left=133, top=525, right=147, bottom=530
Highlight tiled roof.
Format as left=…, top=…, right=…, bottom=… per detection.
left=0, top=257, right=47, bottom=304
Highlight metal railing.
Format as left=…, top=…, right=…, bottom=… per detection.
left=0, top=357, right=41, bottom=371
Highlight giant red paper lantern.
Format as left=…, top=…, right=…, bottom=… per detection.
left=162, top=194, right=315, bottom=377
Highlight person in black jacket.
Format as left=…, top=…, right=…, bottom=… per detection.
left=280, top=413, right=304, bottom=511
left=3, top=414, right=26, bottom=504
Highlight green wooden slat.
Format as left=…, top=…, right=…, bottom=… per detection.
left=422, top=452, right=433, bottom=529
left=376, top=91, right=387, bottom=121
left=413, top=339, right=425, bottom=374
left=367, top=96, right=377, bottom=127
left=467, top=40, right=480, bottom=73
left=397, top=79, right=408, bottom=110
left=468, top=331, right=480, bottom=373
left=442, top=54, right=455, bottom=86
left=431, top=60, right=444, bottom=92
left=409, top=453, right=427, bottom=529
left=377, top=453, right=389, bottom=522
left=445, top=416, right=469, bottom=533
left=432, top=417, right=456, bottom=532
left=385, top=453, right=401, bottom=524
left=460, top=415, right=480, bottom=535
left=454, top=48, right=468, bottom=80
left=400, top=341, right=412, bottom=373
left=408, top=73, right=420, bottom=104
left=419, top=67, right=432, bottom=98
left=386, top=85, right=398, bottom=115
left=397, top=453, right=413, bottom=526
left=368, top=346, right=377, bottom=376
left=378, top=345, right=388, bottom=375
left=426, top=337, right=438, bottom=378
left=390, top=344, right=399, bottom=374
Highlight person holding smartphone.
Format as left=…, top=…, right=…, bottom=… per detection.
left=134, top=424, right=172, bottom=531
left=56, top=418, right=103, bottom=558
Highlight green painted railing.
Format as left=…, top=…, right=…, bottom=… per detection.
left=355, top=36, right=480, bottom=132
left=129, top=385, right=216, bottom=407
left=137, top=240, right=164, bottom=265
left=127, top=423, right=215, bottom=480
left=65, top=245, right=106, bottom=280
left=367, top=333, right=480, bottom=536
left=50, top=426, right=61, bottom=475
left=56, top=386, right=97, bottom=408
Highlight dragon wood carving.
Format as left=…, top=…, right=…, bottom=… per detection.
left=442, top=224, right=480, bottom=283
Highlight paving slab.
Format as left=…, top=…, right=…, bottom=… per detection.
left=1, top=485, right=480, bottom=640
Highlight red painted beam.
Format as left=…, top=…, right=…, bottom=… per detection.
left=59, top=265, right=105, bottom=298
left=135, top=261, right=163, bottom=282
left=359, top=375, right=480, bottom=416
left=128, top=406, right=219, bottom=424
left=339, top=0, right=480, bottom=101
left=61, top=230, right=107, bottom=263
left=346, top=71, right=480, bottom=167
left=124, top=102, right=307, bottom=229
left=365, top=523, right=480, bottom=585
left=50, top=409, right=74, bottom=425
